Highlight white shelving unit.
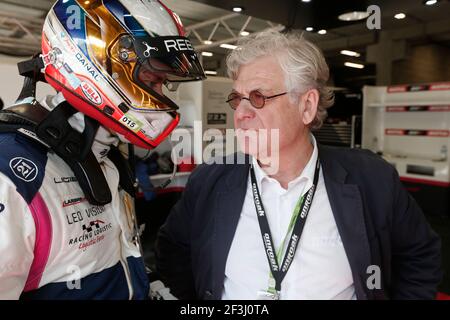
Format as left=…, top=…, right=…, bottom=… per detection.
left=362, top=83, right=450, bottom=215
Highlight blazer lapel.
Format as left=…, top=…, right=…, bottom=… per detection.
left=211, top=162, right=250, bottom=299
left=319, top=145, right=373, bottom=300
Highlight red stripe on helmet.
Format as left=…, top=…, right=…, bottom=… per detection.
left=158, top=0, right=186, bottom=36
left=44, top=74, right=175, bottom=150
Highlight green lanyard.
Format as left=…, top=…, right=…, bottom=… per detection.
left=250, top=156, right=320, bottom=297
left=267, top=193, right=305, bottom=294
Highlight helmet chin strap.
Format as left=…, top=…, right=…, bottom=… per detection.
left=34, top=101, right=114, bottom=205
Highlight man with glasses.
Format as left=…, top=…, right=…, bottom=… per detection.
left=156, top=30, right=442, bottom=300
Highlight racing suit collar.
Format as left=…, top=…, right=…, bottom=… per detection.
left=41, top=93, right=120, bottom=163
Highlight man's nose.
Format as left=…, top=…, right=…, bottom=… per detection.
left=234, top=99, right=255, bottom=121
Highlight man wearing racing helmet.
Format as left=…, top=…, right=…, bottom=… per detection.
left=0, top=0, right=205, bottom=299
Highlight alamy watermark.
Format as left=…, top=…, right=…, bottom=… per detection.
left=366, top=5, right=382, bottom=30
left=169, top=122, right=281, bottom=175
left=66, top=265, right=81, bottom=290
left=366, top=265, right=382, bottom=290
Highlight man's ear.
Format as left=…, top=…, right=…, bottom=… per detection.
left=300, top=89, right=319, bottom=126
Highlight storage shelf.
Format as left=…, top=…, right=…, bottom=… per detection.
left=369, top=102, right=450, bottom=107
left=383, top=154, right=447, bottom=164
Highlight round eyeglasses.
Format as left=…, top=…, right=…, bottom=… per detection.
left=226, top=90, right=287, bottom=110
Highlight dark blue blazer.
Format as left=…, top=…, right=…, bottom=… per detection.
left=156, top=145, right=442, bottom=300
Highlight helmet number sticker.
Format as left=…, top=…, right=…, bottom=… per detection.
left=120, top=114, right=142, bottom=133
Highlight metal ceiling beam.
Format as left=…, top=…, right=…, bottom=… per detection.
left=0, top=36, right=40, bottom=50
left=0, top=0, right=53, bottom=12
left=204, top=22, right=219, bottom=42
left=185, top=12, right=240, bottom=31
left=195, top=24, right=284, bottom=51
left=220, top=20, right=236, bottom=38
left=185, top=11, right=285, bottom=50
left=0, top=11, right=44, bottom=27
left=10, top=18, right=40, bottom=43
left=238, top=17, right=252, bottom=34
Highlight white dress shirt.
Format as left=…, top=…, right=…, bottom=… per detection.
left=222, top=135, right=356, bottom=300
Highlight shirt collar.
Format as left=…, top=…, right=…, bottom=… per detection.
left=251, top=134, right=318, bottom=192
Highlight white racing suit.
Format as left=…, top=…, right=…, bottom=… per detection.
left=0, top=95, right=149, bottom=299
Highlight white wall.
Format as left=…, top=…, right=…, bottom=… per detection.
left=0, top=54, right=55, bottom=107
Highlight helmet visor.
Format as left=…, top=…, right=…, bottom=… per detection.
left=133, top=35, right=205, bottom=82
left=107, top=35, right=205, bottom=112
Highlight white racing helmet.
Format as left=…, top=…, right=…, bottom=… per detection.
left=41, top=0, right=205, bottom=149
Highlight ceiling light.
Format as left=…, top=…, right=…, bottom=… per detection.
left=338, top=11, right=370, bottom=21
left=345, top=62, right=364, bottom=69
left=220, top=43, right=238, bottom=50
left=301, top=0, right=311, bottom=2
left=394, top=13, right=406, bottom=19
left=203, top=40, right=212, bottom=45
left=318, top=29, right=327, bottom=35
left=232, top=7, right=243, bottom=13
left=340, top=50, right=361, bottom=57
left=240, top=31, right=250, bottom=36
left=202, top=52, right=213, bottom=57
left=424, top=0, right=438, bottom=5
left=306, top=27, right=314, bottom=32
left=205, top=70, right=218, bottom=75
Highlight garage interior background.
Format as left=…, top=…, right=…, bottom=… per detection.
left=0, top=0, right=449, bottom=297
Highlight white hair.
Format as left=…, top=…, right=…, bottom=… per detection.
left=226, top=29, right=334, bottom=129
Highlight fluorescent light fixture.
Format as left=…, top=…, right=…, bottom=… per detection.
left=240, top=31, right=250, bottom=36
left=232, top=7, right=243, bottom=13
left=306, top=27, right=314, bottom=32
left=220, top=43, right=238, bottom=50
left=340, top=50, right=361, bottom=57
left=338, top=11, right=370, bottom=21
left=318, top=29, right=327, bottom=35
left=394, top=13, right=406, bottom=19
left=301, top=0, right=311, bottom=2
left=201, top=51, right=213, bottom=57
left=424, top=0, right=438, bottom=5
left=203, top=40, right=213, bottom=45
left=205, top=70, right=217, bottom=75
left=345, top=62, right=364, bottom=69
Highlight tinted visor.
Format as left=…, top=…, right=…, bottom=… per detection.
left=106, top=35, right=205, bottom=112
left=133, top=35, right=206, bottom=82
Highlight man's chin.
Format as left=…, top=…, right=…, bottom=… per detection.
left=236, top=137, right=268, bottom=158
left=236, top=128, right=270, bottom=157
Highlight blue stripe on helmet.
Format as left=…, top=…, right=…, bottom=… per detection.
left=103, top=0, right=148, bottom=36
left=52, top=0, right=89, bottom=57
